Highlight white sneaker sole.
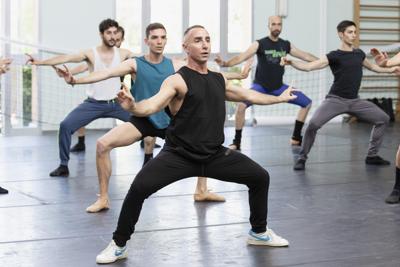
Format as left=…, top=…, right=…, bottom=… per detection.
left=96, top=253, right=127, bottom=264
left=247, top=239, right=289, bottom=247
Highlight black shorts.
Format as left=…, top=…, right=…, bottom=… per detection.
left=129, top=116, right=166, bottom=139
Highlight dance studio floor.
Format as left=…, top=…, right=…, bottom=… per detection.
left=1, top=121, right=399, bottom=267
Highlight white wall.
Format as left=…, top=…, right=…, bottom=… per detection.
left=40, top=0, right=115, bottom=51
left=326, top=0, right=353, bottom=51
left=253, top=0, right=353, bottom=55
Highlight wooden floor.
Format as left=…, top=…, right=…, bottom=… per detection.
left=0, top=122, right=399, bottom=267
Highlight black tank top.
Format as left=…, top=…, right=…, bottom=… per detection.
left=165, top=66, right=226, bottom=162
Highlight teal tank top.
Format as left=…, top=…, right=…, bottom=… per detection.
left=131, top=56, right=174, bottom=129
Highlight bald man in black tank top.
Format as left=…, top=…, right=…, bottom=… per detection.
left=95, top=25, right=296, bottom=264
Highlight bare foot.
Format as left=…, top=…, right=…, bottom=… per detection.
left=290, top=138, right=301, bottom=146
left=86, top=197, right=110, bottom=213
left=194, top=190, right=226, bottom=202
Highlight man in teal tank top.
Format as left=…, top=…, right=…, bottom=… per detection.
left=59, top=23, right=243, bottom=212
left=131, top=55, right=173, bottom=130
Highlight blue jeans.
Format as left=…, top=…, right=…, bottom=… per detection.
left=58, top=98, right=130, bottom=165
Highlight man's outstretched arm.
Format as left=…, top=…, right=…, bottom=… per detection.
left=26, top=50, right=89, bottom=66
left=371, top=48, right=400, bottom=67
left=118, top=73, right=181, bottom=116
left=58, top=58, right=137, bottom=85
left=281, top=56, right=329, bottom=72
left=215, top=42, right=258, bottom=67
left=225, top=79, right=297, bottom=105
left=290, top=44, right=318, bottom=62
left=222, top=58, right=253, bottom=80
left=363, top=58, right=400, bottom=74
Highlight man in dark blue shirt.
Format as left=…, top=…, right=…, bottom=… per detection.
left=281, top=20, right=400, bottom=171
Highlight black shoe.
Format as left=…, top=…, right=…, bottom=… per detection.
left=365, top=156, right=390, bottom=165
left=70, top=142, right=85, bottom=152
left=294, top=159, right=306, bottom=170
left=0, top=186, right=8, bottom=194
left=49, top=165, right=69, bottom=177
left=385, top=189, right=400, bottom=204
left=140, top=140, right=161, bottom=149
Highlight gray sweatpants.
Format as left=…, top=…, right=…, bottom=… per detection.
left=299, top=94, right=390, bottom=160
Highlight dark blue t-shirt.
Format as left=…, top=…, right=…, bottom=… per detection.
left=254, top=37, right=291, bottom=90
left=326, top=49, right=366, bottom=99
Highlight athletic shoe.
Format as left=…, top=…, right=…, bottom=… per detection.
left=70, top=142, right=85, bottom=152
left=365, top=156, right=390, bottom=165
left=96, top=240, right=127, bottom=264
left=247, top=228, right=289, bottom=247
left=385, top=189, right=400, bottom=204
left=0, top=186, right=8, bottom=194
left=293, top=159, right=306, bottom=170
left=49, top=165, right=69, bottom=177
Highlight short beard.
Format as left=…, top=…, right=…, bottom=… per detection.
left=103, top=39, right=115, bottom=48
left=271, top=30, right=281, bottom=38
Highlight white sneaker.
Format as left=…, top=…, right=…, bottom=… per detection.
left=96, top=240, right=128, bottom=264
left=247, top=228, right=289, bottom=247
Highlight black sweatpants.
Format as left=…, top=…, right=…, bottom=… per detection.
left=112, top=147, right=270, bottom=246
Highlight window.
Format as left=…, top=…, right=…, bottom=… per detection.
left=228, top=0, right=252, bottom=53
left=189, top=0, right=220, bottom=53
left=116, top=0, right=142, bottom=53
left=151, top=0, right=182, bottom=53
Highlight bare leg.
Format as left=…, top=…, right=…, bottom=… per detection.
left=230, top=103, right=247, bottom=150
left=296, top=104, right=311, bottom=122
left=144, top=137, right=156, bottom=154
left=291, top=104, right=311, bottom=145
left=193, top=177, right=226, bottom=202
left=86, top=122, right=143, bottom=213
left=385, top=145, right=400, bottom=204
left=77, top=127, right=85, bottom=137
left=235, top=103, right=247, bottom=129
left=142, top=137, right=156, bottom=166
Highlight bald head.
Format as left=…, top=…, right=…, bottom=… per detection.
left=182, top=25, right=211, bottom=64
left=183, top=25, right=206, bottom=43
left=268, top=16, right=282, bottom=38
left=268, top=16, right=282, bottom=26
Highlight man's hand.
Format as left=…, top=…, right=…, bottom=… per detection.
left=239, top=58, right=253, bottom=79
left=117, top=85, right=136, bottom=111
left=52, top=65, right=76, bottom=85
left=0, top=66, right=9, bottom=74
left=25, top=53, right=41, bottom=65
left=214, top=54, right=226, bottom=67
left=0, top=58, right=12, bottom=74
left=278, top=82, right=298, bottom=102
left=370, top=48, right=388, bottom=67
left=280, top=56, right=292, bottom=66
left=0, top=58, right=12, bottom=66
